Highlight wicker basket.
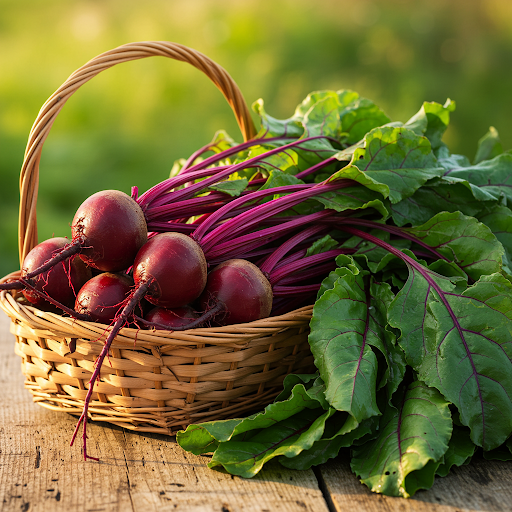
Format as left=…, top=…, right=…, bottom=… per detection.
left=0, top=41, right=315, bottom=435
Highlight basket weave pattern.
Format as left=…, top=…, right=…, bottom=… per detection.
left=0, top=42, right=315, bottom=434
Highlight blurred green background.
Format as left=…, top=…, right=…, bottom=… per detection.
left=1, top=0, right=512, bottom=277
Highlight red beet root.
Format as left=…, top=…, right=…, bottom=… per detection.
left=133, top=232, right=207, bottom=308
left=199, top=259, right=273, bottom=325
left=21, top=237, right=92, bottom=309
left=72, top=189, right=148, bottom=271
left=75, top=272, right=134, bottom=324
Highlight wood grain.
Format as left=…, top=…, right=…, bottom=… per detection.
left=0, top=311, right=329, bottom=512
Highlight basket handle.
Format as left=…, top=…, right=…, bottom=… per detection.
left=18, top=41, right=257, bottom=267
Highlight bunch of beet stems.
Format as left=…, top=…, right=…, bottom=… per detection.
left=258, top=224, right=356, bottom=314
left=137, top=159, right=341, bottom=232
left=141, top=155, right=340, bottom=230
left=258, top=213, right=455, bottom=315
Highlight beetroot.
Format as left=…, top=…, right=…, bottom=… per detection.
left=199, top=259, right=273, bottom=325
left=133, top=232, right=207, bottom=308
left=72, top=190, right=148, bottom=271
left=21, top=237, right=92, bottom=309
left=75, top=272, right=134, bottom=324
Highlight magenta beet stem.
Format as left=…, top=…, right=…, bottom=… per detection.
left=70, top=279, right=153, bottom=461
left=330, top=217, right=450, bottom=262
left=259, top=224, right=329, bottom=275
left=268, top=249, right=347, bottom=287
left=178, top=135, right=294, bottom=174
left=202, top=210, right=335, bottom=264
left=198, top=180, right=352, bottom=254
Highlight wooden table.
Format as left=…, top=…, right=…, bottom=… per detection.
left=1, top=311, right=511, bottom=512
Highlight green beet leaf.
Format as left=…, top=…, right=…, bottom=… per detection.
left=256, top=170, right=305, bottom=201
left=436, top=426, right=476, bottom=477
left=338, top=97, right=391, bottom=144
left=314, top=184, right=390, bottom=219
left=331, top=126, right=445, bottom=203
left=302, top=93, right=343, bottom=140
left=208, top=178, right=249, bottom=197
left=309, top=258, right=398, bottom=422
left=316, top=253, right=362, bottom=299
left=305, top=234, right=339, bottom=257
left=483, top=435, right=512, bottom=461
left=474, top=126, right=503, bottom=164
left=342, top=230, right=512, bottom=451
left=483, top=447, right=512, bottom=461
left=476, top=204, right=512, bottom=274
left=349, top=233, right=412, bottom=275
left=252, top=97, right=338, bottom=170
left=390, top=175, right=499, bottom=227
left=389, top=264, right=512, bottom=450
left=404, top=211, right=504, bottom=280
left=295, top=89, right=390, bottom=144
left=177, top=381, right=322, bottom=455
left=403, top=99, right=455, bottom=150
left=295, top=90, right=351, bottom=118
left=444, top=152, right=512, bottom=205
left=207, top=407, right=335, bottom=477
left=276, top=372, right=320, bottom=401
left=403, top=459, right=444, bottom=497
left=351, top=380, right=452, bottom=498
left=281, top=414, right=379, bottom=470
left=247, top=146, right=299, bottom=176
left=207, top=129, right=239, bottom=153
left=252, top=98, right=304, bottom=139
left=303, top=376, right=331, bottom=410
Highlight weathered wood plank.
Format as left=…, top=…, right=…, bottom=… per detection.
left=318, top=452, right=512, bottom=511
left=0, top=312, right=329, bottom=512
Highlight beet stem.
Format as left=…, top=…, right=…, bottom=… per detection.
left=203, top=210, right=335, bottom=262
left=268, top=249, right=347, bottom=286
left=192, top=184, right=313, bottom=243
left=70, top=278, right=153, bottom=461
left=198, top=180, right=352, bottom=253
left=259, top=224, right=329, bottom=275
left=332, top=218, right=450, bottom=262
left=139, top=136, right=338, bottom=209
left=19, top=278, right=90, bottom=320
left=178, top=136, right=294, bottom=175
left=294, top=156, right=337, bottom=180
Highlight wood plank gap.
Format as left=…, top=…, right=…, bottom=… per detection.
left=313, top=465, right=338, bottom=512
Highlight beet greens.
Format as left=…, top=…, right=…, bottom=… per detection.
left=176, top=90, right=512, bottom=498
